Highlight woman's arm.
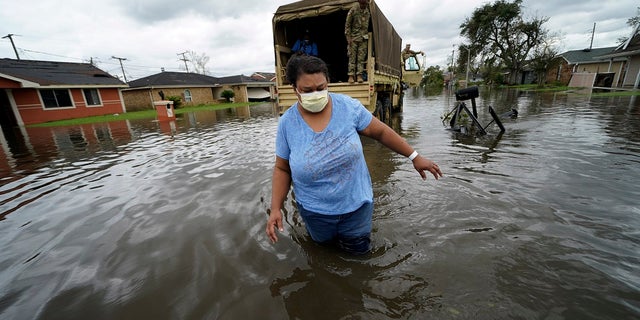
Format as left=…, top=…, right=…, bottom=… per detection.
left=266, top=156, right=292, bottom=243
left=360, top=117, right=443, bottom=180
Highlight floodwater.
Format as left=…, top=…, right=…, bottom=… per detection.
left=0, top=89, right=639, bottom=319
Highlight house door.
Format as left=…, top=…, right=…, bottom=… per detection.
left=0, top=89, right=19, bottom=130
left=0, top=89, right=27, bottom=157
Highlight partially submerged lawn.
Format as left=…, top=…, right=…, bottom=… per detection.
left=28, top=102, right=261, bottom=128
left=505, top=84, right=640, bottom=97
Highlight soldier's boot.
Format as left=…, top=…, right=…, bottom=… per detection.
left=348, top=75, right=355, bottom=84
left=356, top=74, right=364, bottom=83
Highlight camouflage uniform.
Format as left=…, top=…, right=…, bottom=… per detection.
left=402, top=46, right=423, bottom=71
left=345, top=2, right=370, bottom=77
left=402, top=48, right=420, bottom=62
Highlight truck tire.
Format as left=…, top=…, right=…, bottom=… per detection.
left=374, top=99, right=386, bottom=122
left=397, top=92, right=404, bottom=112
left=383, top=96, right=392, bottom=118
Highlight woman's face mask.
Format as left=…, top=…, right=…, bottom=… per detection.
left=296, top=88, right=328, bottom=113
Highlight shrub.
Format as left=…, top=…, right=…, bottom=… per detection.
left=166, top=96, right=182, bottom=109
left=221, top=90, right=235, bottom=102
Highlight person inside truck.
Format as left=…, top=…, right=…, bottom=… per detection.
left=266, top=55, right=442, bottom=255
left=345, top=0, right=370, bottom=84
left=291, top=30, right=318, bottom=57
left=402, top=44, right=424, bottom=71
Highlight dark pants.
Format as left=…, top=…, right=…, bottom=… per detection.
left=297, top=201, right=373, bottom=255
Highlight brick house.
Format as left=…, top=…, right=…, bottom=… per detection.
left=122, top=72, right=220, bottom=111
left=122, top=71, right=276, bottom=111
left=545, top=47, right=626, bottom=87
left=0, top=58, right=128, bottom=126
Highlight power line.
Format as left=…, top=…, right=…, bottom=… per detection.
left=3, top=44, right=186, bottom=80
left=20, top=48, right=84, bottom=61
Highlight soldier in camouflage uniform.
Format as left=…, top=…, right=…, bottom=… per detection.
left=345, top=0, right=370, bottom=83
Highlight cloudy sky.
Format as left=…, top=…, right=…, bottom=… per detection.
left=1, top=0, right=637, bottom=81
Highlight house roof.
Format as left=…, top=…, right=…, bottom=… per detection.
left=126, top=71, right=274, bottom=89
left=595, top=24, right=640, bottom=59
left=251, top=72, right=277, bottom=82
left=127, top=71, right=219, bottom=88
left=214, top=74, right=264, bottom=85
left=558, top=47, right=619, bottom=64
left=0, top=58, right=127, bottom=88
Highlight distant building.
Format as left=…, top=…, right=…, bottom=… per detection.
left=0, top=58, right=128, bottom=126
left=123, top=72, right=220, bottom=111
left=594, top=24, right=640, bottom=89
left=546, top=47, right=625, bottom=87
left=122, top=71, right=276, bottom=111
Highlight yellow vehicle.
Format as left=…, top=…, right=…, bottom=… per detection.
left=402, top=52, right=425, bottom=87
left=273, top=0, right=404, bottom=120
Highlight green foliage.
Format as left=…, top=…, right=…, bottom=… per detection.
left=441, top=106, right=470, bottom=127
left=221, top=89, right=235, bottom=102
left=627, top=7, right=640, bottom=27
left=420, top=65, right=445, bottom=87
left=618, top=7, right=640, bottom=44
left=460, top=0, right=550, bottom=84
left=166, top=96, right=182, bottom=109
left=489, top=72, right=506, bottom=86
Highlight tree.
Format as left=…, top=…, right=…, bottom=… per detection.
left=184, top=50, right=211, bottom=75
left=420, top=65, right=445, bottom=87
left=460, top=0, right=549, bottom=84
left=529, top=42, right=559, bottom=86
left=618, top=7, right=640, bottom=44
left=627, top=7, right=640, bottom=27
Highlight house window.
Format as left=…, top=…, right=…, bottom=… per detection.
left=83, top=88, right=102, bottom=106
left=40, top=89, right=73, bottom=109
left=184, top=89, right=192, bottom=102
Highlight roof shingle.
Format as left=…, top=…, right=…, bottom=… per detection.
left=0, top=58, right=126, bottom=87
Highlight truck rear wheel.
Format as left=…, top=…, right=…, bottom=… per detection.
left=374, top=99, right=387, bottom=122
left=383, top=96, right=392, bottom=118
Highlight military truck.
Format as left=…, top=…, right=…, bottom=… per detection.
left=273, top=0, right=404, bottom=120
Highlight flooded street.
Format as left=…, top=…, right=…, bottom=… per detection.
left=1, top=89, right=639, bottom=319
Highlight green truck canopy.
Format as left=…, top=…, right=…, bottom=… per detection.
left=274, top=0, right=402, bottom=77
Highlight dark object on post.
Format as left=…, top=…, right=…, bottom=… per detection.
left=455, top=86, right=480, bottom=118
left=455, top=86, right=479, bottom=100
left=158, top=90, right=165, bottom=100
left=443, top=86, right=517, bottom=135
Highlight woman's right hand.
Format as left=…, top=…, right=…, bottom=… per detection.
left=266, top=210, right=284, bottom=243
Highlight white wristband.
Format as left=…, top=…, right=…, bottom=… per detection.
left=408, top=151, right=418, bottom=161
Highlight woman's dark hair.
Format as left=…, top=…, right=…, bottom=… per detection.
left=286, top=55, right=329, bottom=87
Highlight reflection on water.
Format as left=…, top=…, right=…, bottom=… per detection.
left=0, top=93, right=639, bottom=319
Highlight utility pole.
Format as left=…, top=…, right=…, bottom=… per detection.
left=589, top=22, right=596, bottom=51
left=111, top=56, right=128, bottom=82
left=177, top=51, right=190, bottom=73
left=451, top=45, right=455, bottom=89
left=466, top=51, right=470, bottom=83
left=460, top=45, right=470, bottom=82
left=2, top=34, right=20, bottom=60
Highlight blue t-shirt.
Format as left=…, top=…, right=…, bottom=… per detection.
left=291, top=39, right=318, bottom=56
left=275, top=93, right=374, bottom=215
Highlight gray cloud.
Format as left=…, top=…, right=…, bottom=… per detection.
left=1, top=0, right=636, bottom=80
left=113, top=0, right=276, bottom=22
